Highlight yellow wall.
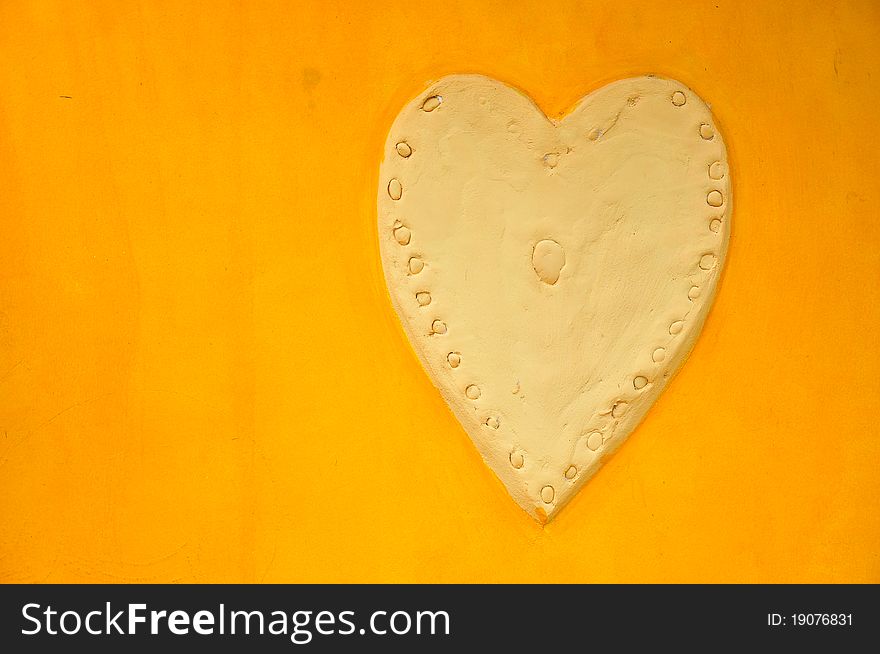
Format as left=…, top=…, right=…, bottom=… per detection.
left=1, top=0, right=878, bottom=583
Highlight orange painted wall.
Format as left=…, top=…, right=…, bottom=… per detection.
left=1, top=0, right=878, bottom=583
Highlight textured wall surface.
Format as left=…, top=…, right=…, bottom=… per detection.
left=1, top=0, right=878, bottom=583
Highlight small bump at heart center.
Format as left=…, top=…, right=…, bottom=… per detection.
left=532, top=239, right=566, bottom=285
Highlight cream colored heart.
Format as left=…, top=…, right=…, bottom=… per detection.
left=377, top=75, right=730, bottom=523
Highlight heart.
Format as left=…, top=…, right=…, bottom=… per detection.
left=377, top=75, right=730, bottom=522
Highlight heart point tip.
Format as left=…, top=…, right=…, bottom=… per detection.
left=533, top=506, right=551, bottom=526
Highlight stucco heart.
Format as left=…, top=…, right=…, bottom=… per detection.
left=377, top=74, right=730, bottom=522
